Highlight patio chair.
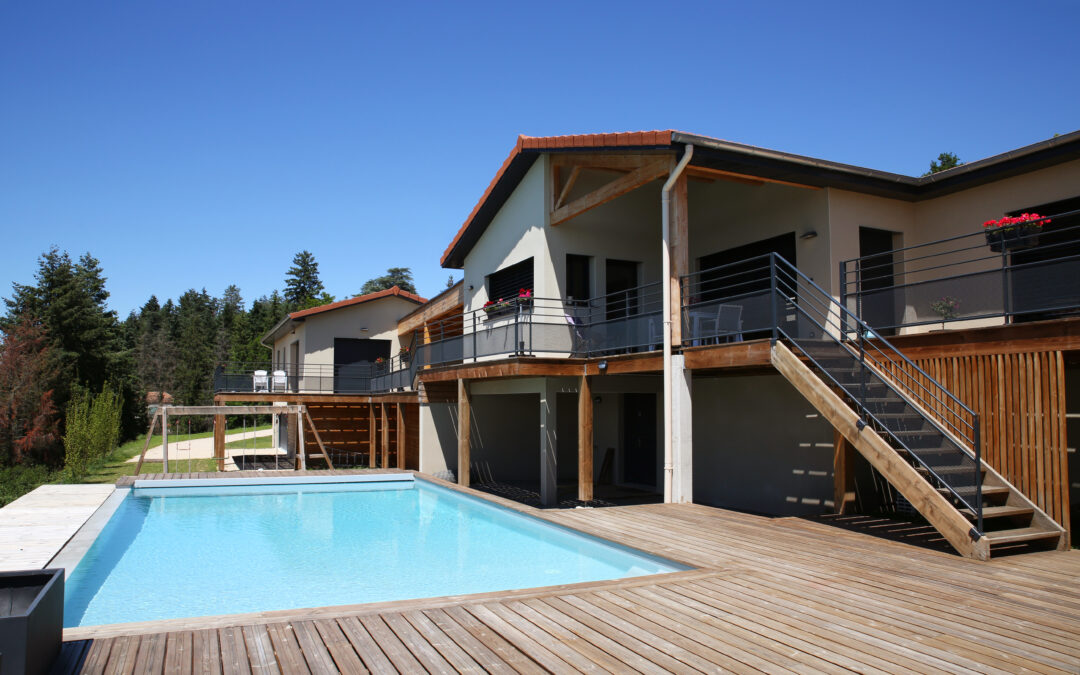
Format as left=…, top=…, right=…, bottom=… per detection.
left=565, top=313, right=589, bottom=356
left=716, top=304, right=744, bottom=342
left=271, top=369, right=287, bottom=392
left=253, top=370, right=269, bottom=392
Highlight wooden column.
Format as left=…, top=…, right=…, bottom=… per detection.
left=578, top=375, right=594, bottom=502
left=834, top=427, right=857, bottom=514
left=368, top=403, right=376, bottom=468
left=297, top=410, right=306, bottom=470
left=397, top=404, right=406, bottom=470
left=381, top=403, right=390, bottom=469
left=213, top=414, right=226, bottom=472
left=457, top=379, right=471, bottom=487
left=669, top=168, right=689, bottom=346
left=161, top=407, right=169, bottom=474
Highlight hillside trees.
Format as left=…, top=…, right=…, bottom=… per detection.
left=360, top=267, right=416, bottom=295
left=0, top=317, right=60, bottom=465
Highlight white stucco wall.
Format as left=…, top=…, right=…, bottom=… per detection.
left=271, top=296, right=417, bottom=366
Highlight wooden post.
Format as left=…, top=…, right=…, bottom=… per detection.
left=298, top=410, right=306, bottom=470
left=578, top=375, right=594, bottom=502
left=458, top=379, right=471, bottom=487
left=669, top=168, right=689, bottom=347
left=161, top=407, right=169, bottom=474
left=834, top=429, right=857, bottom=514
left=397, top=403, right=406, bottom=470
left=368, top=403, right=376, bottom=468
left=213, top=414, right=226, bottom=472
left=381, top=403, right=390, bottom=469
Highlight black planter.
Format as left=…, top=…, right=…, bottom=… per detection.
left=0, top=569, right=63, bottom=675
left=985, top=227, right=1041, bottom=252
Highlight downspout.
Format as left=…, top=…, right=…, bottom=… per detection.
left=662, top=143, right=694, bottom=502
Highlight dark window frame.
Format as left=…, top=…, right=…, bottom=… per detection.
left=485, top=258, right=534, bottom=319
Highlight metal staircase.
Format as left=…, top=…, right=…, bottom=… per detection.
left=767, top=254, right=1065, bottom=559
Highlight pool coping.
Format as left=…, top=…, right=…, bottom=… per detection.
left=62, top=470, right=703, bottom=640
left=48, top=487, right=130, bottom=578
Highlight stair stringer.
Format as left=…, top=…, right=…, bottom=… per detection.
left=863, top=356, right=1067, bottom=551
left=771, top=342, right=990, bottom=561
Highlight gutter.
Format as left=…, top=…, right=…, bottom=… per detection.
left=661, top=143, right=694, bottom=503
left=260, top=314, right=299, bottom=349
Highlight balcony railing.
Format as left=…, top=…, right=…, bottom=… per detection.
left=214, top=355, right=417, bottom=395
left=840, top=208, right=1080, bottom=333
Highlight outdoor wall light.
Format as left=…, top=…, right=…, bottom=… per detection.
left=360, top=327, right=369, bottom=333
left=467, top=285, right=474, bottom=291
left=799, top=230, right=818, bottom=240
left=598, top=360, right=608, bottom=372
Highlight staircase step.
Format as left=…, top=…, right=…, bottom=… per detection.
left=984, top=527, right=1062, bottom=546
left=959, top=505, right=1034, bottom=520
left=938, top=484, right=1010, bottom=498
left=917, top=464, right=985, bottom=476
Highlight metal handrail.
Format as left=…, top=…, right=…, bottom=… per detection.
left=768, top=253, right=983, bottom=533
left=840, top=208, right=1080, bottom=331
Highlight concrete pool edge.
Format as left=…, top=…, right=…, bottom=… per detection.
left=48, top=488, right=129, bottom=578
left=62, top=470, right=705, bottom=640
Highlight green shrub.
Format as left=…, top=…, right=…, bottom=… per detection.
left=63, top=385, right=123, bottom=480
left=0, top=464, right=58, bottom=506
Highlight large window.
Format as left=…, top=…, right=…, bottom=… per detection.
left=487, top=258, right=534, bottom=304
left=566, top=254, right=591, bottom=305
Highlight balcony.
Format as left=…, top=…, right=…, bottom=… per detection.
left=415, top=282, right=664, bottom=368
left=214, top=357, right=417, bottom=395
left=841, top=208, right=1080, bottom=334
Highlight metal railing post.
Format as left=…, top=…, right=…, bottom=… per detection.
left=1002, top=246, right=1011, bottom=323
left=973, top=417, right=983, bottom=535
left=839, top=260, right=848, bottom=340
left=472, top=312, right=477, bottom=362
left=769, top=254, right=779, bottom=345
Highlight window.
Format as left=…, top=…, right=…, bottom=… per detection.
left=566, top=254, right=591, bottom=305
left=485, top=258, right=534, bottom=318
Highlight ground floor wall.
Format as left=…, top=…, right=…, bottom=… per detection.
left=691, top=372, right=836, bottom=516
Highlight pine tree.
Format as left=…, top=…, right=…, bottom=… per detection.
left=360, top=267, right=416, bottom=295
left=923, top=152, right=962, bottom=176
left=0, top=316, right=60, bottom=465
left=284, top=251, right=325, bottom=307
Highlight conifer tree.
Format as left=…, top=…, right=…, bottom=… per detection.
left=284, top=251, right=325, bottom=307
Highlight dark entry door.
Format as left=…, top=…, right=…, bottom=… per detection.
left=858, top=227, right=898, bottom=335
left=698, top=232, right=796, bottom=338
left=334, top=338, right=390, bottom=392
left=605, top=259, right=639, bottom=320
left=622, top=393, right=657, bottom=487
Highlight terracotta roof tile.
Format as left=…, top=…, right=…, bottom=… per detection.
left=289, top=285, right=427, bottom=320
left=441, top=130, right=675, bottom=266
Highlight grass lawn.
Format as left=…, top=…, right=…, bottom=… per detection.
left=224, top=435, right=274, bottom=450
left=116, top=423, right=272, bottom=452
left=79, top=456, right=222, bottom=482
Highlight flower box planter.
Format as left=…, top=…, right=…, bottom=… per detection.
left=985, top=227, right=1040, bottom=252
left=0, top=568, right=63, bottom=675
left=983, top=213, right=1047, bottom=252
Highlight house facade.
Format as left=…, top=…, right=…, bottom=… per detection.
left=408, top=129, right=1080, bottom=559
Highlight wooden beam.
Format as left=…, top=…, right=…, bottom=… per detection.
left=297, top=410, right=306, bottom=470
left=368, top=403, right=376, bottom=468
left=458, top=379, right=471, bottom=487
left=134, top=411, right=161, bottom=475
left=770, top=341, right=987, bottom=560
left=304, top=410, right=334, bottom=470
left=833, top=429, right=856, bottom=514
left=550, top=158, right=669, bottom=226
left=550, top=152, right=674, bottom=170
left=381, top=403, right=390, bottom=469
left=213, top=414, right=226, bottom=472
left=212, top=392, right=419, bottom=404
left=155, top=405, right=304, bottom=415
left=669, top=167, right=688, bottom=347
left=685, top=164, right=820, bottom=190
left=397, top=404, right=406, bottom=470
left=554, top=166, right=581, bottom=211
left=685, top=166, right=764, bottom=187
left=578, top=375, right=593, bottom=502
left=397, top=283, right=464, bottom=336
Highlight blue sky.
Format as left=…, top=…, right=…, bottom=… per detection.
left=2, top=1, right=1078, bottom=316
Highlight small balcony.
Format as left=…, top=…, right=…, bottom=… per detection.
left=213, top=357, right=417, bottom=395
left=841, top=208, right=1080, bottom=335
left=415, top=282, right=664, bottom=367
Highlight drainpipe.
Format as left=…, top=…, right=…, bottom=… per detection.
left=662, top=143, right=694, bottom=502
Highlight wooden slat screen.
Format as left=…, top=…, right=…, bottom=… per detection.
left=878, top=350, right=1070, bottom=534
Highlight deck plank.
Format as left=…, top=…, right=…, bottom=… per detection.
left=63, top=489, right=1080, bottom=675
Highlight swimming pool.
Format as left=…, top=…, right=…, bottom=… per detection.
left=63, top=475, right=685, bottom=627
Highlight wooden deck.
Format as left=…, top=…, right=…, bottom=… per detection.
left=59, top=475, right=1080, bottom=674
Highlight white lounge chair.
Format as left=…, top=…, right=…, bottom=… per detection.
left=271, top=370, right=287, bottom=392
left=253, top=370, right=269, bottom=392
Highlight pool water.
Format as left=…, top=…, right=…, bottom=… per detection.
left=64, top=477, right=684, bottom=627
